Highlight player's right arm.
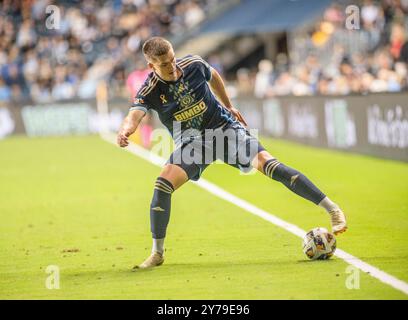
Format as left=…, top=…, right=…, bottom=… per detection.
left=117, top=109, right=145, bottom=147
left=118, top=77, right=155, bottom=147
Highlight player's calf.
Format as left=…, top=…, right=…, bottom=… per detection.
left=263, top=159, right=325, bottom=205
left=263, top=158, right=347, bottom=234
left=150, top=177, right=174, bottom=254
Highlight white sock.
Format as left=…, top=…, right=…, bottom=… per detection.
left=318, top=196, right=339, bottom=213
left=152, top=238, right=165, bottom=255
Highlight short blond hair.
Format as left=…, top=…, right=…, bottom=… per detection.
left=142, top=37, right=172, bottom=61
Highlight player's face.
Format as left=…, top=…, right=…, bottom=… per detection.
left=148, top=49, right=179, bottom=81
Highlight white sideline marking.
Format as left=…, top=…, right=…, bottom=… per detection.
left=101, top=133, right=408, bottom=296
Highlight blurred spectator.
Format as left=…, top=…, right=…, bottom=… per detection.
left=390, top=23, right=407, bottom=59
left=184, top=1, right=206, bottom=28
left=236, top=68, right=254, bottom=96
left=254, top=59, right=274, bottom=98
left=362, top=0, right=381, bottom=27
left=126, top=60, right=150, bottom=98
left=0, top=77, right=11, bottom=101
left=208, top=54, right=224, bottom=76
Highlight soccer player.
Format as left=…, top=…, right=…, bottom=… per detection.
left=117, top=37, right=347, bottom=269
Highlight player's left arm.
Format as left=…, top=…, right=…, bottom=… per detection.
left=208, top=67, right=248, bottom=126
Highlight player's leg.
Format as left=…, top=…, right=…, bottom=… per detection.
left=136, top=137, right=212, bottom=269
left=135, top=164, right=188, bottom=269
left=251, top=150, right=347, bottom=235
left=150, top=164, right=188, bottom=251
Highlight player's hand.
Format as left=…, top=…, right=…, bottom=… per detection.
left=117, top=129, right=131, bottom=147
left=230, top=107, right=248, bottom=127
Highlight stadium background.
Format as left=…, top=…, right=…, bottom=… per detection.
left=0, top=0, right=407, bottom=300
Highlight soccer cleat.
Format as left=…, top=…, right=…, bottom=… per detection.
left=329, top=208, right=347, bottom=235
left=133, top=251, right=164, bottom=270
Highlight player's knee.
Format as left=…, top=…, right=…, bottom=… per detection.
left=153, top=176, right=174, bottom=195
left=159, top=164, right=188, bottom=191
left=254, top=151, right=275, bottom=171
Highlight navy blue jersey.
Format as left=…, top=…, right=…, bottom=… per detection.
left=130, top=55, right=235, bottom=139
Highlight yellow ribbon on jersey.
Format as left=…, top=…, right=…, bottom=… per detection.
left=160, top=94, right=168, bottom=104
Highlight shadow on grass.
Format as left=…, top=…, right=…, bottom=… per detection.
left=61, top=256, right=342, bottom=283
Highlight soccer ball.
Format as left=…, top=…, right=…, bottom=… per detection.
left=302, top=227, right=337, bottom=260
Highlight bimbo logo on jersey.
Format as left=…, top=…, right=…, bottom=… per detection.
left=173, top=100, right=207, bottom=122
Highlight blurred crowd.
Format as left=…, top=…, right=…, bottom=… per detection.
left=234, top=0, right=408, bottom=97
left=1, top=0, right=408, bottom=104
left=0, top=0, right=213, bottom=103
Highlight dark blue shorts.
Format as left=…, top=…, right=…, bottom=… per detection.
left=167, top=121, right=265, bottom=181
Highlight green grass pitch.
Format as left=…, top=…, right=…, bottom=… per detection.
left=0, top=135, right=407, bottom=299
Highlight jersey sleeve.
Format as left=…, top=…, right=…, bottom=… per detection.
left=130, top=93, right=151, bottom=113
left=129, top=79, right=155, bottom=113
left=193, top=55, right=212, bottom=81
